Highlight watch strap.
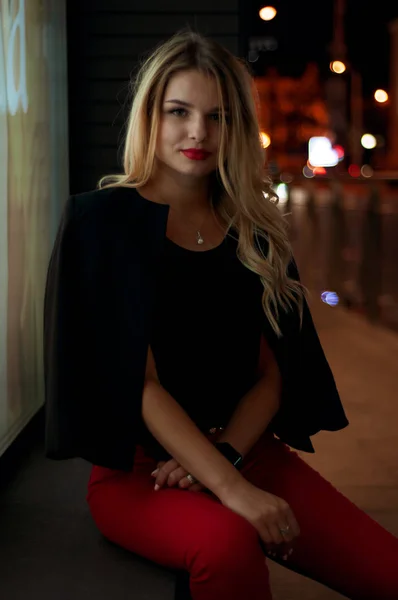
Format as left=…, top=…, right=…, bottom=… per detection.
left=214, top=442, right=243, bottom=470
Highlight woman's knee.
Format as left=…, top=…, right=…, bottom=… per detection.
left=187, top=510, right=271, bottom=600
left=189, top=509, right=262, bottom=575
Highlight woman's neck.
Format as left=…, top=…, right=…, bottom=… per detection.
left=139, top=171, right=211, bottom=214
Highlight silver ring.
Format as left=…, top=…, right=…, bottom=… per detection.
left=186, top=473, right=196, bottom=485
left=279, top=525, right=290, bottom=535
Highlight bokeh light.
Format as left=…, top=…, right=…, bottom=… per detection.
left=308, top=136, right=339, bottom=167
left=348, top=164, right=361, bottom=178
left=303, top=165, right=315, bottom=178
left=280, top=172, right=294, bottom=184
left=260, top=131, right=271, bottom=148
left=361, top=134, right=377, bottom=149
left=321, top=291, right=340, bottom=307
left=248, top=50, right=259, bottom=63
left=374, top=89, right=388, bottom=103
left=259, top=6, right=277, bottom=21
left=361, top=165, right=374, bottom=178
left=333, top=145, right=345, bottom=161
left=312, top=167, right=327, bottom=176
left=274, top=183, right=288, bottom=204
left=330, top=60, right=346, bottom=74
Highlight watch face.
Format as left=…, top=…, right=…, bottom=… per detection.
left=233, top=455, right=243, bottom=470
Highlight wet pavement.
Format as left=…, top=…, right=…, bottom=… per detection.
left=268, top=184, right=398, bottom=595
left=268, top=295, right=398, bottom=598
left=285, top=180, right=398, bottom=333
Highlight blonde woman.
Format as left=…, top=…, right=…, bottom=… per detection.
left=44, top=31, right=398, bottom=600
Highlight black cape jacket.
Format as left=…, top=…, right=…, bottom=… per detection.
left=43, top=186, right=349, bottom=471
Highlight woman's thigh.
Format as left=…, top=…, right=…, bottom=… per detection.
left=242, top=433, right=398, bottom=599
left=86, top=447, right=263, bottom=575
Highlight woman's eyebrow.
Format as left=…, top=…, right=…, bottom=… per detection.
left=165, top=99, right=228, bottom=112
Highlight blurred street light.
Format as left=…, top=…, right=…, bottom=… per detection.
left=361, top=164, right=374, bottom=177
left=308, top=136, right=339, bottom=167
left=260, top=131, right=271, bottom=148
left=374, top=89, right=389, bottom=103
left=330, top=60, right=346, bottom=74
left=259, top=6, right=277, bottom=21
left=361, top=133, right=377, bottom=149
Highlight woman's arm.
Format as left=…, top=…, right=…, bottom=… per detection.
left=142, top=347, right=244, bottom=499
left=143, top=347, right=302, bottom=549
left=217, top=334, right=282, bottom=456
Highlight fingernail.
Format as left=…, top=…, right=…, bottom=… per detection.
left=151, top=469, right=159, bottom=476
left=154, top=484, right=160, bottom=491
left=282, top=554, right=288, bottom=561
left=288, top=548, right=294, bottom=556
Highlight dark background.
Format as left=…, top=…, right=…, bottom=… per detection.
left=244, top=1, right=397, bottom=92
left=66, top=0, right=398, bottom=193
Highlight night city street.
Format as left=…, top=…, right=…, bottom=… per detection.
left=1, top=2, right=398, bottom=599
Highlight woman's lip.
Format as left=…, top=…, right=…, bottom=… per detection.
left=181, top=149, right=211, bottom=160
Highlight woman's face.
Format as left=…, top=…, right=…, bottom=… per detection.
left=155, top=69, right=225, bottom=180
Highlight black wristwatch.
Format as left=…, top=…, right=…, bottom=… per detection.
left=215, top=442, right=243, bottom=471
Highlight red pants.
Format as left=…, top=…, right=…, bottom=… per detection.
left=86, top=431, right=398, bottom=599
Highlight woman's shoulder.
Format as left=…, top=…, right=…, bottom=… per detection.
left=70, top=186, right=169, bottom=231
left=70, top=185, right=141, bottom=222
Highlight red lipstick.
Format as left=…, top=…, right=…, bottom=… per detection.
left=181, top=149, right=211, bottom=161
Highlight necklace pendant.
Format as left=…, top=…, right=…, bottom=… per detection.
left=196, top=231, right=204, bottom=245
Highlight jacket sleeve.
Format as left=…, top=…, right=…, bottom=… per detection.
left=268, top=258, right=349, bottom=451
left=43, top=195, right=91, bottom=461
left=43, top=195, right=146, bottom=471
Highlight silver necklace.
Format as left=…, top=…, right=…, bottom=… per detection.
left=196, top=231, right=204, bottom=245
left=170, top=204, right=211, bottom=245
left=196, top=215, right=208, bottom=245
left=194, top=204, right=212, bottom=245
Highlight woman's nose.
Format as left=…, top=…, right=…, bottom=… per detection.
left=188, top=116, right=207, bottom=142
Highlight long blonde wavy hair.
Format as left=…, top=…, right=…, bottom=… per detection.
left=98, top=29, right=306, bottom=336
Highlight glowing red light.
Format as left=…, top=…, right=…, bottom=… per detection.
left=348, top=164, right=360, bottom=178
left=333, top=145, right=344, bottom=159
left=313, top=167, right=327, bottom=175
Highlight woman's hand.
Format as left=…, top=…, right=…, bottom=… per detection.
left=151, top=458, right=206, bottom=492
left=220, top=479, right=300, bottom=547
left=151, top=459, right=299, bottom=558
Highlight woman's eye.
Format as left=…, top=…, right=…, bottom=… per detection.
left=168, top=109, right=227, bottom=122
left=170, top=108, right=187, bottom=117
left=210, top=113, right=230, bottom=123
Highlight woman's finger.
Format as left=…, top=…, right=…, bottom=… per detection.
left=153, top=459, right=179, bottom=490
left=268, top=523, right=285, bottom=545
left=167, top=467, right=189, bottom=487
left=284, top=506, right=301, bottom=538
left=150, top=461, right=165, bottom=478
left=189, top=483, right=205, bottom=492
left=258, top=526, right=273, bottom=547
left=179, top=473, right=201, bottom=488
left=276, top=521, right=295, bottom=544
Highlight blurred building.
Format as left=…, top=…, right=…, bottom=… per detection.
left=255, top=64, right=330, bottom=173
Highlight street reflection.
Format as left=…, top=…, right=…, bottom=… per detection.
left=283, top=179, right=398, bottom=332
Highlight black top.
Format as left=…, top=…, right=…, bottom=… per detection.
left=140, top=234, right=264, bottom=459
left=43, top=187, right=349, bottom=471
